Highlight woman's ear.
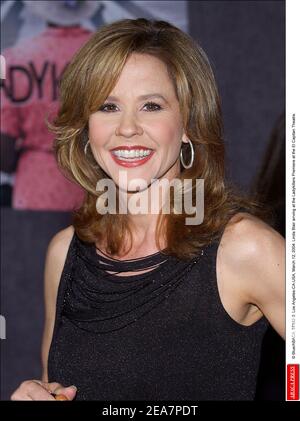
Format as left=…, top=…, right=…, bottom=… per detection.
left=181, top=133, right=189, bottom=144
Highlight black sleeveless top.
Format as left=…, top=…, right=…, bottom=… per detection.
left=47, top=230, right=269, bottom=400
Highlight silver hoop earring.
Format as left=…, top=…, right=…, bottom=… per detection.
left=180, top=138, right=194, bottom=169
left=83, top=139, right=99, bottom=169
left=84, top=139, right=90, bottom=156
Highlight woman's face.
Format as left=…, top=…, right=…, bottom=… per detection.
left=88, top=53, right=188, bottom=192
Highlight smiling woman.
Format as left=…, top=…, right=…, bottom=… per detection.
left=48, top=18, right=270, bottom=259
left=10, top=18, right=285, bottom=401
left=88, top=53, right=189, bottom=198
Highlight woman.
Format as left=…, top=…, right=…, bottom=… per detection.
left=11, top=18, right=285, bottom=401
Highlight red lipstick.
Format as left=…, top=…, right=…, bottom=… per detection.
left=109, top=145, right=154, bottom=168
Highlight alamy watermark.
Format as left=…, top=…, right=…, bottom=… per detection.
left=95, top=172, right=204, bottom=225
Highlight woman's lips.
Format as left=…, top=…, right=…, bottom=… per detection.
left=110, top=150, right=154, bottom=168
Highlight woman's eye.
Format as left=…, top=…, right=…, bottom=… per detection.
left=143, top=102, right=162, bottom=111
left=99, top=103, right=118, bottom=112
left=98, top=102, right=162, bottom=112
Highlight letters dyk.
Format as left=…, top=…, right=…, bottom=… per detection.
left=0, top=61, right=68, bottom=102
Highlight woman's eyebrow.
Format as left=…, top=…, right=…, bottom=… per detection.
left=106, top=93, right=168, bottom=102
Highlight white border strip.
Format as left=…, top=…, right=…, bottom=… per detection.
left=286, top=0, right=300, bottom=402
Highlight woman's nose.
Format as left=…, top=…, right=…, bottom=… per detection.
left=115, top=112, right=143, bottom=138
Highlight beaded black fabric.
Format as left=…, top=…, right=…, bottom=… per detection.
left=61, top=234, right=205, bottom=334
left=48, top=231, right=269, bottom=400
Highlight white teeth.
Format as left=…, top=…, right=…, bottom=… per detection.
left=112, top=149, right=152, bottom=159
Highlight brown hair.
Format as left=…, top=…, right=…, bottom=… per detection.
left=48, top=18, right=271, bottom=260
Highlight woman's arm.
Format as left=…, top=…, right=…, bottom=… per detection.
left=220, top=213, right=285, bottom=339
left=41, top=225, right=75, bottom=381
left=11, top=225, right=76, bottom=400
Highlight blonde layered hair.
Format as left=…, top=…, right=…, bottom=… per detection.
left=49, top=18, right=270, bottom=260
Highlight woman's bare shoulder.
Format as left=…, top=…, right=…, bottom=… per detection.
left=220, top=211, right=284, bottom=259
left=48, top=225, right=75, bottom=253
left=218, top=211, right=284, bottom=275
left=44, top=225, right=75, bottom=289
left=218, top=211, right=285, bottom=336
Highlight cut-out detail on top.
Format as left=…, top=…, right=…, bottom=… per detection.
left=60, top=232, right=205, bottom=333
left=94, top=244, right=169, bottom=277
